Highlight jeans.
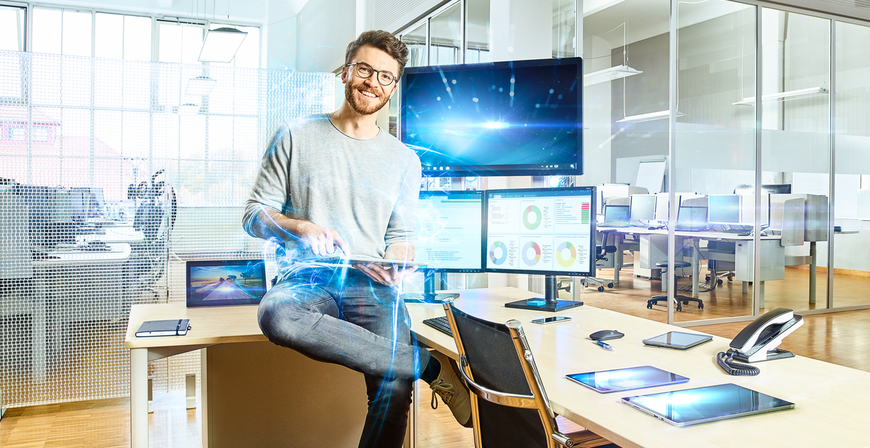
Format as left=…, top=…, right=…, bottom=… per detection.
left=257, top=266, right=430, bottom=448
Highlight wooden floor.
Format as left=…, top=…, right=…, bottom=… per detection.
left=2, top=263, right=870, bottom=447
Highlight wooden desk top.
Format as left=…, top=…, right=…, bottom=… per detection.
left=125, top=303, right=265, bottom=349
left=408, top=287, right=870, bottom=448
left=125, top=289, right=870, bottom=447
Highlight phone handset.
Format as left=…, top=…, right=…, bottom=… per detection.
left=716, top=308, right=804, bottom=376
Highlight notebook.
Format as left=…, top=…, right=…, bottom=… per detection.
left=135, top=319, right=190, bottom=337
left=621, top=383, right=795, bottom=427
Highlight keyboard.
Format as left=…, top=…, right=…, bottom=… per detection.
left=422, top=316, right=453, bottom=337
left=599, top=222, right=630, bottom=228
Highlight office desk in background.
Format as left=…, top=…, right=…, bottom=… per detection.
left=27, top=243, right=133, bottom=384
left=601, top=226, right=784, bottom=302
left=408, top=287, right=870, bottom=448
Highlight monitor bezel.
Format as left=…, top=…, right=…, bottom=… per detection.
left=399, top=57, right=583, bottom=178
left=483, top=186, right=596, bottom=277
left=416, top=190, right=486, bottom=273
left=186, top=259, right=268, bottom=308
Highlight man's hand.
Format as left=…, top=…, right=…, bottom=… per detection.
left=355, top=243, right=417, bottom=286
left=295, top=220, right=350, bottom=257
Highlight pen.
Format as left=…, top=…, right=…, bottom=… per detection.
left=594, top=340, right=614, bottom=351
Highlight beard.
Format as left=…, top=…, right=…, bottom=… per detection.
left=345, top=80, right=391, bottom=116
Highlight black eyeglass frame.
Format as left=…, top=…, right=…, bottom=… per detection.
left=345, top=62, right=398, bottom=86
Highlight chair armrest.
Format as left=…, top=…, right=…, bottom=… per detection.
left=560, top=429, right=617, bottom=448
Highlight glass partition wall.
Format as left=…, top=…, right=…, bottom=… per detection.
left=583, top=0, right=870, bottom=325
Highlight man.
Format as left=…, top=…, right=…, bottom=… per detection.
left=243, top=30, right=471, bottom=447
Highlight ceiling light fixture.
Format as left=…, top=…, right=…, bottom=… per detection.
left=198, top=27, right=247, bottom=63
left=617, top=110, right=684, bottom=123
left=584, top=64, right=643, bottom=86
left=185, top=75, right=218, bottom=96
left=732, top=87, right=828, bottom=106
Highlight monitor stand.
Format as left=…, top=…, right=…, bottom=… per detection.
left=401, top=269, right=460, bottom=304
left=504, top=276, right=583, bottom=312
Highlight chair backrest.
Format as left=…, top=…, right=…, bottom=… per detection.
left=443, top=301, right=563, bottom=448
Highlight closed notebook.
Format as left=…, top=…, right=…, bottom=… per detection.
left=135, top=319, right=190, bottom=337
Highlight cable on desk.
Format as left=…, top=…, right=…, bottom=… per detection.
left=716, top=349, right=760, bottom=376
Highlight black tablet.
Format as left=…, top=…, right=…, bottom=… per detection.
left=642, top=331, right=712, bottom=350
left=621, top=383, right=795, bottom=427
left=565, top=365, right=689, bottom=394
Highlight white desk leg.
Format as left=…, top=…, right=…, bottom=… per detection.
left=809, top=241, right=817, bottom=305
left=692, top=243, right=700, bottom=298
left=614, top=233, right=622, bottom=285
left=405, top=380, right=417, bottom=448
left=33, top=277, right=47, bottom=385
left=131, top=348, right=149, bottom=448
left=759, top=281, right=765, bottom=309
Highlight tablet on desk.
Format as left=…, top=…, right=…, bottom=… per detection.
left=642, top=331, right=712, bottom=350
left=621, top=383, right=795, bottom=427
left=318, top=255, right=425, bottom=268
left=565, top=365, right=689, bottom=394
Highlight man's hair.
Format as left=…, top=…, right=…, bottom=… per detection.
left=344, top=30, right=409, bottom=79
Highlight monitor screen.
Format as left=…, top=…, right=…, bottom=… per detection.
left=186, top=259, right=268, bottom=307
left=484, top=187, right=595, bottom=276
left=677, top=206, right=707, bottom=229
left=414, top=190, right=484, bottom=272
left=399, top=57, right=583, bottom=177
left=89, top=187, right=105, bottom=217
left=603, top=204, right=629, bottom=223
left=739, top=194, right=770, bottom=226
left=630, top=195, right=657, bottom=221
left=707, top=195, right=741, bottom=224
left=68, top=189, right=86, bottom=223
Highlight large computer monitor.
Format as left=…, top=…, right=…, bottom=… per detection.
left=629, top=194, right=657, bottom=223
left=707, top=195, right=742, bottom=225
left=485, top=186, right=596, bottom=312
left=407, top=190, right=485, bottom=302
left=399, top=57, right=583, bottom=177
left=738, top=193, right=770, bottom=227
left=675, top=205, right=708, bottom=231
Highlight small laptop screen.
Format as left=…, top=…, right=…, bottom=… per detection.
left=186, top=259, right=267, bottom=307
left=604, top=205, right=630, bottom=223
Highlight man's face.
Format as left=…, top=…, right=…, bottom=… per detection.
left=342, top=44, right=400, bottom=116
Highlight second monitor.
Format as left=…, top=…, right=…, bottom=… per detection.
left=485, top=187, right=596, bottom=311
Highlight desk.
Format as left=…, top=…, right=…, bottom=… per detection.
left=125, top=304, right=370, bottom=448
left=608, top=227, right=783, bottom=302
left=408, top=287, right=870, bottom=447
left=25, top=243, right=132, bottom=384
left=76, top=225, right=143, bottom=244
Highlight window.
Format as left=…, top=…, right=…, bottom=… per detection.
left=0, top=5, right=25, bottom=51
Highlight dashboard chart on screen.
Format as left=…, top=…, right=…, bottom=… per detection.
left=414, top=190, right=485, bottom=272
left=485, top=188, right=595, bottom=276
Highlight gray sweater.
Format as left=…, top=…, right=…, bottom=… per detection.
left=243, top=115, right=422, bottom=262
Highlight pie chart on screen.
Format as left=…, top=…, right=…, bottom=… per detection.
left=556, top=241, right=576, bottom=268
left=522, top=241, right=541, bottom=265
left=489, top=241, right=508, bottom=265
left=522, top=205, right=542, bottom=230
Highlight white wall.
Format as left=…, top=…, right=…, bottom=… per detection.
left=295, top=0, right=357, bottom=72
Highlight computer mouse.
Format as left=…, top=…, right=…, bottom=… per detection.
left=590, top=330, right=624, bottom=341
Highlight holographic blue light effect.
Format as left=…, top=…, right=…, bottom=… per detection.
left=400, top=57, right=583, bottom=177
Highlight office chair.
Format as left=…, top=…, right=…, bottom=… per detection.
left=647, top=258, right=704, bottom=311
left=126, top=183, right=177, bottom=304
left=582, top=230, right=617, bottom=292
left=442, top=301, right=618, bottom=448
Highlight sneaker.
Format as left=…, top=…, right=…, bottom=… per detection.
left=428, top=351, right=473, bottom=428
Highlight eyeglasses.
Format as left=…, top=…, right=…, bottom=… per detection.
left=346, top=62, right=397, bottom=86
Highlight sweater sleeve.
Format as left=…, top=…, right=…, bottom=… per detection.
left=384, top=157, right=422, bottom=247
left=243, top=123, right=291, bottom=237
